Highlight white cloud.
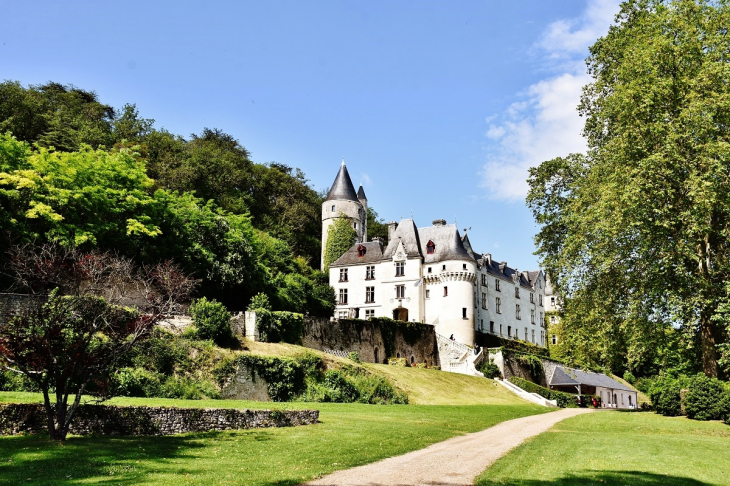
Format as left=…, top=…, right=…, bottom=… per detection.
left=480, top=0, right=620, bottom=201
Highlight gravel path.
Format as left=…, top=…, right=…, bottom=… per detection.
left=303, top=407, right=592, bottom=486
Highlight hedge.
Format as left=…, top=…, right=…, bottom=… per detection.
left=509, top=376, right=578, bottom=408
left=256, top=309, right=304, bottom=344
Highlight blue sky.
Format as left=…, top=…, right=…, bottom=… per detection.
left=1, top=0, right=621, bottom=271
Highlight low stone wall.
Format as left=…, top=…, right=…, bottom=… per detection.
left=302, top=317, right=438, bottom=365
left=0, top=404, right=319, bottom=437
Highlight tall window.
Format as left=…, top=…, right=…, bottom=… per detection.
left=496, top=297, right=501, bottom=313
left=552, top=334, right=558, bottom=345
left=508, top=326, right=512, bottom=337
left=495, top=279, right=501, bottom=291
left=425, top=289, right=430, bottom=299
left=551, top=297, right=555, bottom=306
left=516, top=304, right=521, bottom=319
left=396, top=285, right=405, bottom=299
left=462, top=308, right=467, bottom=319
left=524, top=328, right=528, bottom=340
left=530, top=293, right=534, bottom=303
left=481, top=274, right=487, bottom=286
left=353, top=222, right=358, bottom=230
left=442, top=264, right=446, bottom=271
left=462, top=263, right=467, bottom=270
left=444, top=286, right=448, bottom=297
left=339, top=269, right=348, bottom=282
left=482, top=292, right=487, bottom=309
left=531, top=309, right=535, bottom=324
left=366, top=265, right=375, bottom=280
left=531, top=330, right=535, bottom=343
left=490, top=321, right=495, bottom=333
left=339, top=288, right=348, bottom=305
left=426, top=240, right=435, bottom=254
left=365, top=309, right=375, bottom=318
left=395, top=261, right=405, bottom=276
left=539, top=294, right=543, bottom=306
left=365, top=286, right=375, bottom=303
left=540, top=312, right=543, bottom=325
left=331, top=205, right=336, bottom=212
left=515, top=287, right=520, bottom=298
left=500, top=324, right=503, bottom=335
left=428, top=267, right=432, bottom=273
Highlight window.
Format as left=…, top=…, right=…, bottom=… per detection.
left=490, top=321, right=495, bottom=333
left=530, top=293, right=534, bottom=303
left=462, top=308, right=467, bottom=319
left=539, top=294, right=543, bottom=306
left=396, top=285, right=405, bottom=299
left=540, top=312, right=543, bottom=325
left=495, top=279, right=501, bottom=291
left=395, top=261, right=405, bottom=277
left=331, top=205, right=336, bottom=212
left=531, top=309, right=535, bottom=324
left=425, top=289, right=430, bottom=299
left=524, top=328, right=528, bottom=340
left=482, top=292, right=487, bottom=309
left=444, top=286, right=448, bottom=297
left=551, top=297, right=555, bottom=306
left=496, top=297, right=501, bottom=313
left=426, top=240, right=435, bottom=254
left=357, top=245, right=365, bottom=257
left=338, top=310, right=348, bottom=319
left=365, top=286, right=375, bottom=303
left=481, top=274, right=487, bottom=286
left=442, top=264, right=446, bottom=271
left=366, top=265, right=375, bottom=280
left=515, top=287, right=520, bottom=298
left=428, top=267, right=432, bottom=273
left=552, top=334, right=558, bottom=345
left=463, top=264, right=467, bottom=270
left=500, top=324, right=503, bottom=336
left=551, top=315, right=557, bottom=323
left=516, top=304, right=521, bottom=319
left=338, top=288, right=348, bottom=305
left=353, top=222, right=357, bottom=230
left=365, top=309, right=375, bottom=318
left=508, top=326, right=512, bottom=337
left=339, top=268, right=348, bottom=282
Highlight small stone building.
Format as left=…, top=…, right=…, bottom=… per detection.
left=549, top=365, right=638, bottom=409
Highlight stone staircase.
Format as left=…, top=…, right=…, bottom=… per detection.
left=436, top=333, right=485, bottom=377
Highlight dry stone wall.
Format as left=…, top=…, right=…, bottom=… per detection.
left=0, top=404, right=318, bottom=437
left=302, top=317, right=438, bottom=366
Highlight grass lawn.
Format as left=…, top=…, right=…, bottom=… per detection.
left=476, top=410, right=730, bottom=486
left=0, top=391, right=547, bottom=485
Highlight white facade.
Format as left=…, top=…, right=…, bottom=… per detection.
left=323, top=162, right=546, bottom=348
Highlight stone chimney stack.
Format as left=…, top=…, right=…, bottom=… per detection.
left=387, top=221, right=398, bottom=242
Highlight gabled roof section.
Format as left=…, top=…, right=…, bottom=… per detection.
left=549, top=366, right=635, bottom=392
left=357, top=185, right=367, bottom=200
left=330, top=241, right=384, bottom=266
left=417, top=224, right=474, bottom=264
left=383, top=219, right=422, bottom=259
left=325, top=161, right=359, bottom=202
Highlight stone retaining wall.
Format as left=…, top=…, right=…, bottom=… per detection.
left=0, top=404, right=319, bottom=437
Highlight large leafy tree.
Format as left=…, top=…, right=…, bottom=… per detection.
left=528, top=0, right=730, bottom=377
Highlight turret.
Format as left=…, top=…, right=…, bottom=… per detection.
left=357, top=184, right=368, bottom=242
left=321, top=159, right=366, bottom=270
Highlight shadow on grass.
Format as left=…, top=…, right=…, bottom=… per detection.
left=0, top=429, right=274, bottom=485
left=479, top=470, right=710, bottom=486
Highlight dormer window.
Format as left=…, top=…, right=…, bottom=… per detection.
left=426, top=240, right=435, bottom=254
left=357, top=245, right=366, bottom=258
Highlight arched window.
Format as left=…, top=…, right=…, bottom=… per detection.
left=426, top=240, right=435, bottom=254
left=374, top=347, right=379, bottom=364
left=357, top=244, right=366, bottom=257
left=410, top=356, right=415, bottom=365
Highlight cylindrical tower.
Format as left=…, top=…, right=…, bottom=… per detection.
left=321, top=159, right=365, bottom=270
left=434, top=261, right=477, bottom=344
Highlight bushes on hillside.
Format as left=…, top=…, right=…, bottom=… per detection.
left=649, top=373, right=730, bottom=422
left=648, top=375, right=686, bottom=417
left=188, top=297, right=234, bottom=346
left=509, top=376, right=578, bottom=408
left=478, top=359, right=502, bottom=379
left=256, top=309, right=303, bottom=344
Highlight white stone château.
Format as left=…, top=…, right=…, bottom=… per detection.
left=322, top=161, right=547, bottom=348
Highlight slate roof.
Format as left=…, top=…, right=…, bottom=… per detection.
left=331, top=241, right=384, bottom=266
left=382, top=219, right=423, bottom=259
left=357, top=185, right=367, bottom=200
left=325, top=162, right=359, bottom=202
left=417, top=224, right=474, bottom=264
left=549, top=366, right=635, bottom=392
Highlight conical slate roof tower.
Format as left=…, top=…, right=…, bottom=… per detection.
left=326, top=159, right=359, bottom=202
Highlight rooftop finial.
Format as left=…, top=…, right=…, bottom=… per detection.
left=341, top=157, right=345, bottom=166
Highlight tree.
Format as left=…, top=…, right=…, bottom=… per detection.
left=323, top=215, right=357, bottom=272
left=367, top=207, right=389, bottom=245
left=527, top=0, right=730, bottom=377
left=0, top=243, right=196, bottom=440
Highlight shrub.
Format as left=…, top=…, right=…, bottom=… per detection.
left=0, top=369, right=39, bottom=392
left=479, top=359, right=502, bottom=379
left=389, top=358, right=406, bottom=367
left=188, top=297, right=234, bottom=346
left=515, top=353, right=544, bottom=383
left=509, top=376, right=578, bottom=408
left=623, top=371, right=636, bottom=384
left=348, top=352, right=361, bottom=363
left=256, top=309, right=303, bottom=344
left=720, top=391, right=730, bottom=425
left=685, top=373, right=727, bottom=421
left=321, top=370, right=360, bottom=402
left=648, top=375, right=687, bottom=417
left=113, top=367, right=163, bottom=397
left=247, top=292, right=272, bottom=311
left=161, top=375, right=220, bottom=400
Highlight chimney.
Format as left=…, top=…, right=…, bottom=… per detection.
left=432, top=219, right=447, bottom=227
left=387, top=221, right=398, bottom=242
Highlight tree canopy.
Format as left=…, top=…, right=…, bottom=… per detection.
left=528, top=0, right=730, bottom=377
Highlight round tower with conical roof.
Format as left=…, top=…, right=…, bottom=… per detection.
left=321, top=159, right=366, bottom=270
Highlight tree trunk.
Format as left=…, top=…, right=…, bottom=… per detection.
left=42, top=388, right=59, bottom=441
left=701, top=309, right=718, bottom=378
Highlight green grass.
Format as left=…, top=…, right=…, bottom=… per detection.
left=476, top=411, right=730, bottom=486
left=0, top=392, right=547, bottom=485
